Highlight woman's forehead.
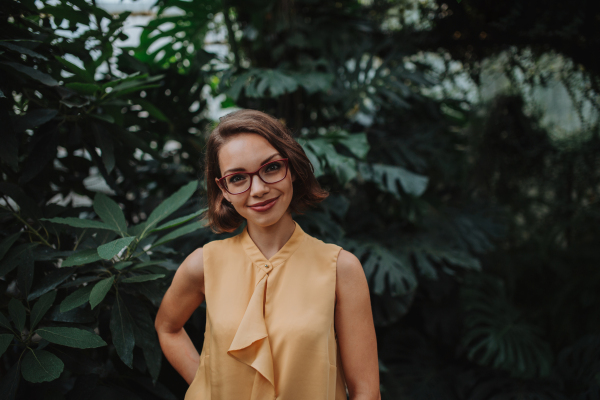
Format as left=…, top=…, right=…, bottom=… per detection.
left=219, top=133, right=279, bottom=170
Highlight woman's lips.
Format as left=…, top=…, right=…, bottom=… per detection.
left=248, top=196, right=279, bottom=212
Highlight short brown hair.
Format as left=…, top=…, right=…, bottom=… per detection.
left=202, top=109, right=328, bottom=233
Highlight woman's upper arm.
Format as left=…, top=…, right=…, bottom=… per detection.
left=155, top=247, right=205, bottom=333
left=335, top=249, right=380, bottom=399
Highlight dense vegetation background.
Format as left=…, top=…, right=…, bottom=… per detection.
left=1, top=0, right=599, bottom=399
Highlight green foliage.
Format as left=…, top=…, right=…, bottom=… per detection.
left=2, top=0, right=599, bottom=398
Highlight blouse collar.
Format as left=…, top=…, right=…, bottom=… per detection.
left=240, top=220, right=306, bottom=274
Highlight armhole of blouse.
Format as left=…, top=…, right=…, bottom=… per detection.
left=334, top=245, right=343, bottom=308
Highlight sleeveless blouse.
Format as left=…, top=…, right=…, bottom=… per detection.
left=184, top=220, right=348, bottom=400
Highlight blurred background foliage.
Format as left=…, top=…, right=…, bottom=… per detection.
left=1, top=0, right=599, bottom=399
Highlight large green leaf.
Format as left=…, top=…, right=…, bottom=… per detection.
left=346, top=240, right=417, bottom=297
left=0, top=243, right=38, bottom=277
left=16, top=250, right=34, bottom=297
left=461, top=274, right=553, bottom=378
left=151, top=208, right=207, bottom=233
left=12, top=109, right=58, bottom=132
left=89, top=276, right=115, bottom=309
left=36, top=327, right=107, bottom=349
left=152, top=220, right=206, bottom=248
left=110, top=295, right=135, bottom=368
left=64, top=82, right=101, bottom=95
left=61, top=248, right=102, bottom=267
left=0, top=232, right=21, bottom=261
left=141, top=181, right=198, bottom=238
left=97, top=236, right=136, bottom=260
left=0, top=361, right=20, bottom=400
left=121, top=274, right=165, bottom=283
left=0, top=311, right=11, bottom=330
left=124, top=294, right=162, bottom=382
left=1, top=62, right=58, bottom=86
left=8, top=298, right=26, bottom=333
left=54, top=55, right=94, bottom=82
left=60, top=285, right=93, bottom=312
left=41, top=217, right=115, bottom=231
left=30, top=290, right=57, bottom=331
left=358, top=162, right=429, bottom=198
left=93, top=193, right=128, bottom=237
left=0, top=334, right=14, bottom=357
left=21, top=349, right=64, bottom=383
left=0, top=42, right=48, bottom=60
left=27, top=267, right=74, bottom=301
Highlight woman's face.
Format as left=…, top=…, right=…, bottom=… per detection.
left=216, top=133, right=295, bottom=228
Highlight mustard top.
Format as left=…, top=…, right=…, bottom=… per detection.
left=184, top=220, right=348, bottom=400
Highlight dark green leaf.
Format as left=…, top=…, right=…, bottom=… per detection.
left=16, top=250, right=34, bottom=297
left=12, top=109, right=58, bottom=132
left=36, top=326, right=107, bottom=349
left=0, top=42, right=48, bottom=60
left=89, top=276, right=114, bottom=309
left=141, top=181, right=198, bottom=238
left=18, top=129, right=59, bottom=184
left=21, top=349, right=64, bottom=383
left=153, top=220, right=206, bottom=248
left=110, top=295, right=135, bottom=368
left=124, top=294, right=162, bottom=382
left=136, top=99, right=171, bottom=123
left=0, top=334, right=13, bottom=357
left=61, top=248, right=102, bottom=268
left=152, top=208, right=206, bottom=232
left=40, top=217, right=115, bottom=231
left=65, top=82, right=101, bottom=95
left=121, top=274, right=165, bottom=283
left=0, top=182, right=43, bottom=219
left=337, top=132, right=370, bottom=159
left=0, top=243, right=38, bottom=277
left=0, top=311, right=12, bottom=330
left=1, top=62, right=58, bottom=86
left=358, top=162, right=429, bottom=198
left=30, top=290, right=57, bottom=330
left=92, top=125, right=116, bottom=174
left=90, top=113, right=115, bottom=124
left=0, top=361, right=20, bottom=400
left=97, top=236, right=135, bottom=260
left=60, top=285, right=93, bottom=312
left=114, top=261, right=133, bottom=270
left=8, top=298, right=26, bottom=332
left=54, top=55, right=94, bottom=83
left=27, top=267, right=75, bottom=301
left=93, top=193, right=127, bottom=237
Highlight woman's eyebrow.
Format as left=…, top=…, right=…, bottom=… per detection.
left=223, top=153, right=281, bottom=175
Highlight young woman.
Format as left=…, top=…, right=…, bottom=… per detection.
left=154, top=109, right=380, bottom=400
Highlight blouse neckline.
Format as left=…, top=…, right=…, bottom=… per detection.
left=240, top=220, right=306, bottom=274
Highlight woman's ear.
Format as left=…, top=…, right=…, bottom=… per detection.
left=215, top=178, right=231, bottom=203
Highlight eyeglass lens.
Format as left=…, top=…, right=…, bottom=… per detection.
left=224, top=160, right=287, bottom=194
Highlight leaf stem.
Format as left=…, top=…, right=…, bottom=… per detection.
left=0, top=204, right=52, bottom=247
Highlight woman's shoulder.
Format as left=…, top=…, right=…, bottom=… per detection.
left=178, top=247, right=205, bottom=284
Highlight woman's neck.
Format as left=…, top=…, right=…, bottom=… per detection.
left=246, top=212, right=296, bottom=260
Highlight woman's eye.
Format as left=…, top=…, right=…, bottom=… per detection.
left=230, top=175, right=245, bottom=183
left=266, top=163, right=280, bottom=172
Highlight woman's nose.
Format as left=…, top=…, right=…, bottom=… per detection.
left=250, top=174, right=269, bottom=196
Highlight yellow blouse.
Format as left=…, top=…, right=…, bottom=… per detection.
left=184, top=220, right=348, bottom=400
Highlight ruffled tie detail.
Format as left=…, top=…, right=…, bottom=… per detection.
left=227, top=270, right=275, bottom=399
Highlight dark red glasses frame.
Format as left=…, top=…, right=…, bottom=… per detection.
left=217, top=158, right=289, bottom=195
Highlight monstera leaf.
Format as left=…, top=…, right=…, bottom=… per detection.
left=460, top=274, right=553, bottom=379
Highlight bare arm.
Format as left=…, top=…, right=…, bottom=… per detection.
left=154, top=247, right=205, bottom=385
left=335, top=250, right=381, bottom=400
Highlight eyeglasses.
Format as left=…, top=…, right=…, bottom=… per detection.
left=217, top=158, right=289, bottom=195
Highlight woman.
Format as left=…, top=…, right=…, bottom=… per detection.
left=154, top=109, right=380, bottom=400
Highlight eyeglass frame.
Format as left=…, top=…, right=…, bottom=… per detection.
left=217, top=158, right=290, bottom=195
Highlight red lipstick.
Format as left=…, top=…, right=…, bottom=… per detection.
left=248, top=196, right=279, bottom=212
